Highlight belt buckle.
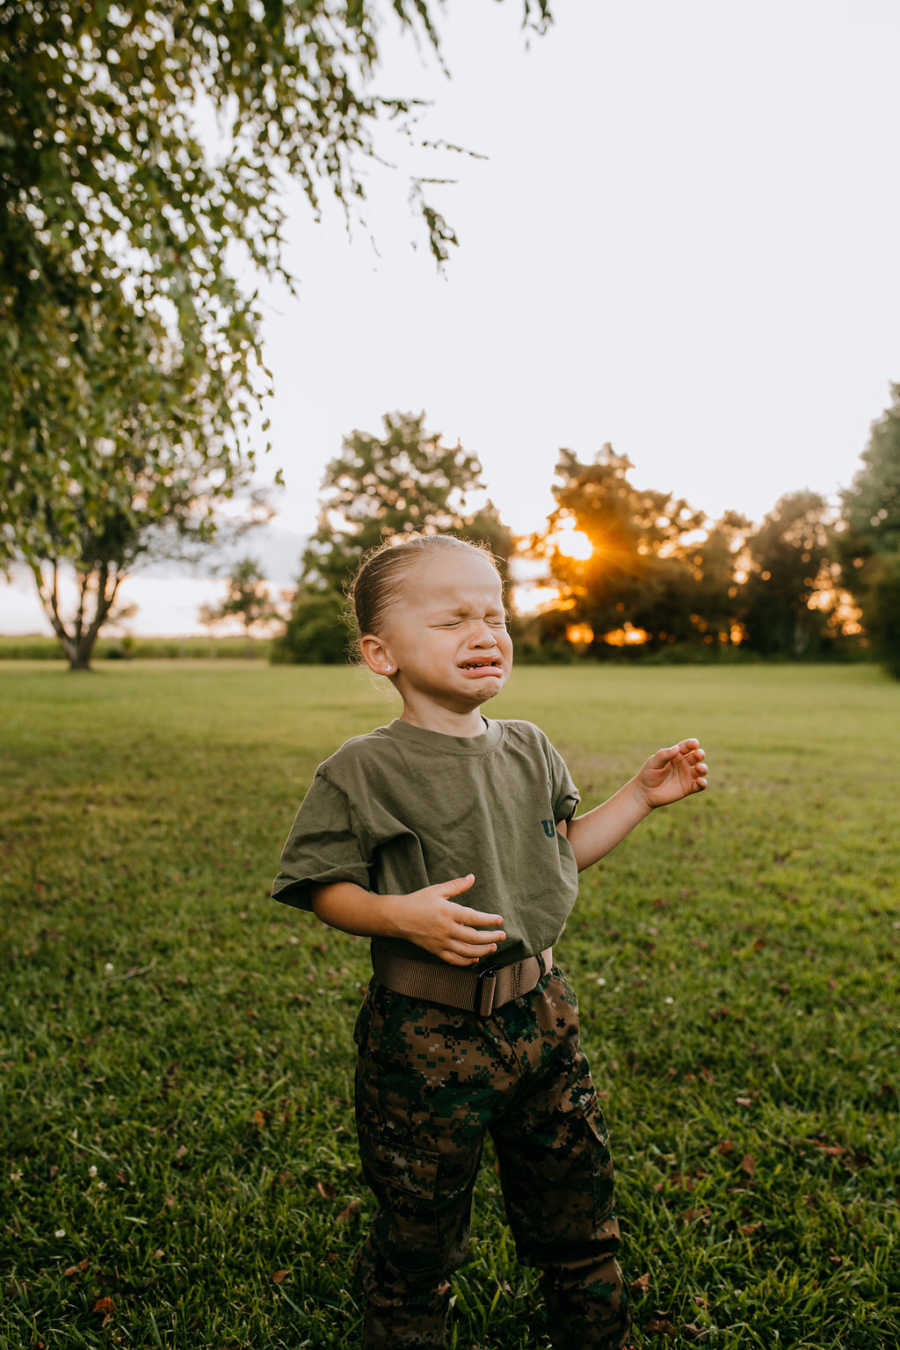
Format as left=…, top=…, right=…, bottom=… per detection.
left=473, top=964, right=499, bottom=1016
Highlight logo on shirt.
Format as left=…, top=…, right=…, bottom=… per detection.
left=540, top=819, right=556, bottom=839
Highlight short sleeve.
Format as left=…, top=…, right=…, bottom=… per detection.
left=546, top=738, right=580, bottom=824
left=271, top=771, right=372, bottom=912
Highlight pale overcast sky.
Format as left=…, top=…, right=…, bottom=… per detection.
left=5, top=0, right=900, bottom=634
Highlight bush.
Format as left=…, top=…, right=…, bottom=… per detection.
left=269, top=591, right=351, bottom=664
left=104, top=635, right=135, bottom=660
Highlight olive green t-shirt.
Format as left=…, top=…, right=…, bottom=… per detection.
left=271, top=716, right=581, bottom=971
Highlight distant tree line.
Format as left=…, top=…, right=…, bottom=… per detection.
left=518, top=450, right=847, bottom=663
left=269, top=392, right=899, bottom=677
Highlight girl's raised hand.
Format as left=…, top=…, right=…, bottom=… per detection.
left=635, top=738, right=708, bottom=809
left=389, top=873, right=507, bottom=966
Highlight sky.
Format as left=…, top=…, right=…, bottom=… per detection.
left=4, top=0, right=900, bottom=635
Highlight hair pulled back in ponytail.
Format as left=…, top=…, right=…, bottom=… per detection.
left=346, top=534, right=500, bottom=658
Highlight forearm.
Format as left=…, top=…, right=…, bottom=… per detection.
left=311, top=876, right=506, bottom=966
left=565, top=777, right=652, bottom=871
left=311, top=881, right=399, bottom=939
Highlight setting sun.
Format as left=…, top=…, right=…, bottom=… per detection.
left=553, top=521, right=593, bottom=561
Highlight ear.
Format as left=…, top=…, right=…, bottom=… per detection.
left=359, top=633, right=397, bottom=677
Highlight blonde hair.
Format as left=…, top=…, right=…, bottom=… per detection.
left=347, top=535, right=500, bottom=644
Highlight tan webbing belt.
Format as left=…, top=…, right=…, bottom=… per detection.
left=371, top=946, right=553, bottom=1017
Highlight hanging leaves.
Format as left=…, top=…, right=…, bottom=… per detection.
left=1, top=2, right=549, bottom=665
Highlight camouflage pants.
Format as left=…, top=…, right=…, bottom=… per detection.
left=351, top=962, right=630, bottom=1350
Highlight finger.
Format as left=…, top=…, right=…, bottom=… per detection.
left=450, top=903, right=505, bottom=927
left=437, top=873, right=477, bottom=899
left=451, top=923, right=505, bottom=944
left=652, top=744, right=681, bottom=764
left=439, top=949, right=484, bottom=967
left=677, top=738, right=700, bottom=752
left=448, top=937, right=500, bottom=958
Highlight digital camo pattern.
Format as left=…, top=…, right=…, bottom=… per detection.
left=351, top=964, right=630, bottom=1350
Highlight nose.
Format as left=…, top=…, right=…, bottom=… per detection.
left=470, top=622, right=498, bottom=647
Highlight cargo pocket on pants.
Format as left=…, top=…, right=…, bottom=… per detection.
left=359, top=1122, right=443, bottom=1275
left=584, top=1108, right=619, bottom=1238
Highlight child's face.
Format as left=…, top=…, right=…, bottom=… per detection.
left=365, top=549, right=513, bottom=716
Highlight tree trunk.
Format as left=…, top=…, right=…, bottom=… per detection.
left=29, top=558, right=123, bottom=671
left=66, top=635, right=97, bottom=671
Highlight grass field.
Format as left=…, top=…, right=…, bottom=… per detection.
left=1, top=661, right=897, bottom=1350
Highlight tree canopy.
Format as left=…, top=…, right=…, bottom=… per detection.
left=301, top=410, right=513, bottom=589
left=685, top=509, right=752, bottom=647
left=1, top=0, right=548, bottom=662
left=741, top=491, right=837, bottom=658
left=531, top=445, right=707, bottom=651
left=2, top=1, right=551, bottom=561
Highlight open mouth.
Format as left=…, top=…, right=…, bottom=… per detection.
left=460, top=658, right=502, bottom=672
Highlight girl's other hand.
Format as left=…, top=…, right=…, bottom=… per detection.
left=388, top=874, right=507, bottom=966
left=635, top=738, right=708, bottom=809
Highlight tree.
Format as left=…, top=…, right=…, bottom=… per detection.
left=530, top=445, right=706, bottom=653
left=839, top=383, right=900, bottom=676
left=1, top=1, right=550, bottom=643
left=685, top=510, right=752, bottom=648
left=198, top=557, right=279, bottom=636
left=29, top=431, right=270, bottom=671
left=13, top=255, right=275, bottom=669
left=741, top=491, right=838, bottom=657
left=272, top=410, right=513, bottom=662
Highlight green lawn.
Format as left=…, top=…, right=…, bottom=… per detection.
left=1, top=662, right=897, bottom=1349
